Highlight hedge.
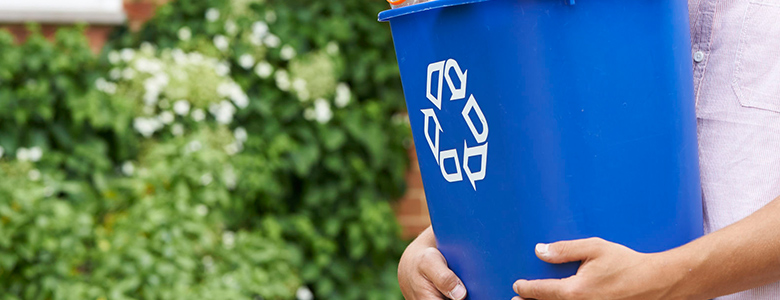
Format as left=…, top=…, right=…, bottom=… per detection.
left=0, top=0, right=409, bottom=299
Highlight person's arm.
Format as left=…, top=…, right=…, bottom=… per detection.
left=512, top=194, right=780, bottom=300
left=398, top=226, right=468, bottom=300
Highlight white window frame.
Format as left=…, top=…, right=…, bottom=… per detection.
left=0, top=0, right=125, bottom=25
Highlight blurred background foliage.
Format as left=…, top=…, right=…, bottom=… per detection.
left=0, top=0, right=409, bottom=299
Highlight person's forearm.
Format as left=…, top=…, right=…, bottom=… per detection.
left=663, top=195, right=780, bottom=299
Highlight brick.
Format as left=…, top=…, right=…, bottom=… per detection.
left=1, top=24, right=113, bottom=54
left=123, top=1, right=157, bottom=31
left=394, top=196, right=422, bottom=217
left=397, top=215, right=431, bottom=239
left=406, top=167, right=424, bottom=189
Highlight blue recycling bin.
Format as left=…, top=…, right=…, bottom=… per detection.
left=379, top=0, right=703, bottom=299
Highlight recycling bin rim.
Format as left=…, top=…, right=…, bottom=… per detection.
left=378, top=0, right=490, bottom=21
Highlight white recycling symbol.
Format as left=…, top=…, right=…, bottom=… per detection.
left=422, top=59, right=488, bottom=191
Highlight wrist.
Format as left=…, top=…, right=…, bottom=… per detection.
left=653, top=245, right=708, bottom=300
left=412, top=225, right=437, bottom=249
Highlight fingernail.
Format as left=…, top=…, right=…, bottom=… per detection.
left=513, top=280, right=525, bottom=292
left=536, top=243, right=549, bottom=256
left=449, top=282, right=467, bottom=300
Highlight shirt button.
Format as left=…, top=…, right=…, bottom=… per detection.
left=693, top=51, right=705, bottom=63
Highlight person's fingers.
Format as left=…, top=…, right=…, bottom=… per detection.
left=418, top=248, right=467, bottom=300
left=535, top=237, right=607, bottom=264
left=513, top=278, right=569, bottom=300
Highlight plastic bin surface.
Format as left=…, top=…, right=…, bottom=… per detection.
left=380, top=0, right=703, bottom=298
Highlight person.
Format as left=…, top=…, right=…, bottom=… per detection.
left=397, top=1, right=780, bottom=299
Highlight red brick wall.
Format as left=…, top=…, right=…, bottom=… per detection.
left=2, top=0, right=432, bottom=240
left=0, top=24, right=114, bottom=54
left=394, top=144, right=431, bottom=239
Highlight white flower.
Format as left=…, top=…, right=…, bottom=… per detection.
left=296, top=287, right=313, bottom=300
left=133, top=117, right=162, bottom=137
left=238, top=54, right=255, bottom=69
left=224, top=142, right=241, bottom=156
left=188, top=52, right=204, bottom=63
left=252, top=21, right=268, bottom=38
left=105, top=83, right=117, bottom=94
left=217, top=82, right=232, bottom=97
left=120, top=48, right=135, bottom=62
left=28, top=169, right=41, bottom=181
left=224, top=19, right=237, bottom=35
left=202, top=255, right=214, bottom=270
left=142, top=88, right=159, bottom=106
left=195, top=204, right=209, bottom=216
left=215, top=61, right=230, bottom=77
left=234, top=127, right=248, bottom=142
left=205, top=8, right=220, bottom=22
left=326, top=41, right=339, bottom=55
left=303, top=109, right=314, bottom=120
left=293, top=78, right=309, bottom=101
left=173, top=100, right=191, bottom=116
left=172, top=48, right=187, bottom=64
left=143, top=106, right=155, bottom=115
left=249, top=34, right=263, bottom=46
left=109, top=68, right=121, bottom=80
left=213, top=35, right=229, bottom=52
left=171, top=123, right=184, bottom=136
left=43, top=186, right=54, bottom=197
left=158, top=111, right=175, bottom=124
left=222, top=231, right=235, bottom=249
left=140, top=42, right=155, bottom=55
left=223, top=166, right=237, bottom=190
left=335, top=83, right=351, bottom=108
left=191, top=108, right=206, bottom=122
left=265, top=10, right=277, bottom=23
left=292, top=78, right=307, bottom=92
left=108, top=50, right=120, bottom=65
left=217, top=82, right=248, bottom=109
left=312, top=98, right=333, bottom=124
left=121, top=161, right=135, bottom=176
left=95, top=77, right=107, bottom=89
left=299, top=91, right=311, bottom=102
left=231, top=91, right=248, bottom=109
left=95, top=78, right=117, bottom=94
left=14, top=146, right=43, bottom=162
left=143, top=75, right=167, bottom=106
left=0, top=146, right=4, bottom=159
left=178, top=27, right=192, bottom=41
left=186, top=140, right=202, bottom=153
left=263, top=34, right=281, bottom=48
left=122, top=68, right=136, bottom=80
left=134, top=57, right=163, bottom=73
left=210, top=100, right=236, bottom=124
left=200, top=172, right=213, bottom=186
left=158, top=99, right=170, bottom=109
left=275, top=70, right=290, bottom=91
left=280, top=45, right=296, bottom=60
left=155, top=72, right=170, bottom=84
left=28, top=147, right=42, bottom=162
left=254, top=61, right=273, bottom=78
left=16, top=147, right=29, bottom=161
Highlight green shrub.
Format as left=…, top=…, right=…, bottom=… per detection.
left=0, top=0, right=409, bottom=299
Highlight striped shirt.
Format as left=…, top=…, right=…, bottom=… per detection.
left=690, top=0, right=780, bottom=298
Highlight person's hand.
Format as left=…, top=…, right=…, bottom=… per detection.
left=512, top=238, right=687, bottom=300
left=398, top=226, right=468, bottom=300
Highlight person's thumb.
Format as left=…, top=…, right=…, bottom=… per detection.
left=535, top=237, right=606, bottom=264
left=418, top=248, right=467, bottom=299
